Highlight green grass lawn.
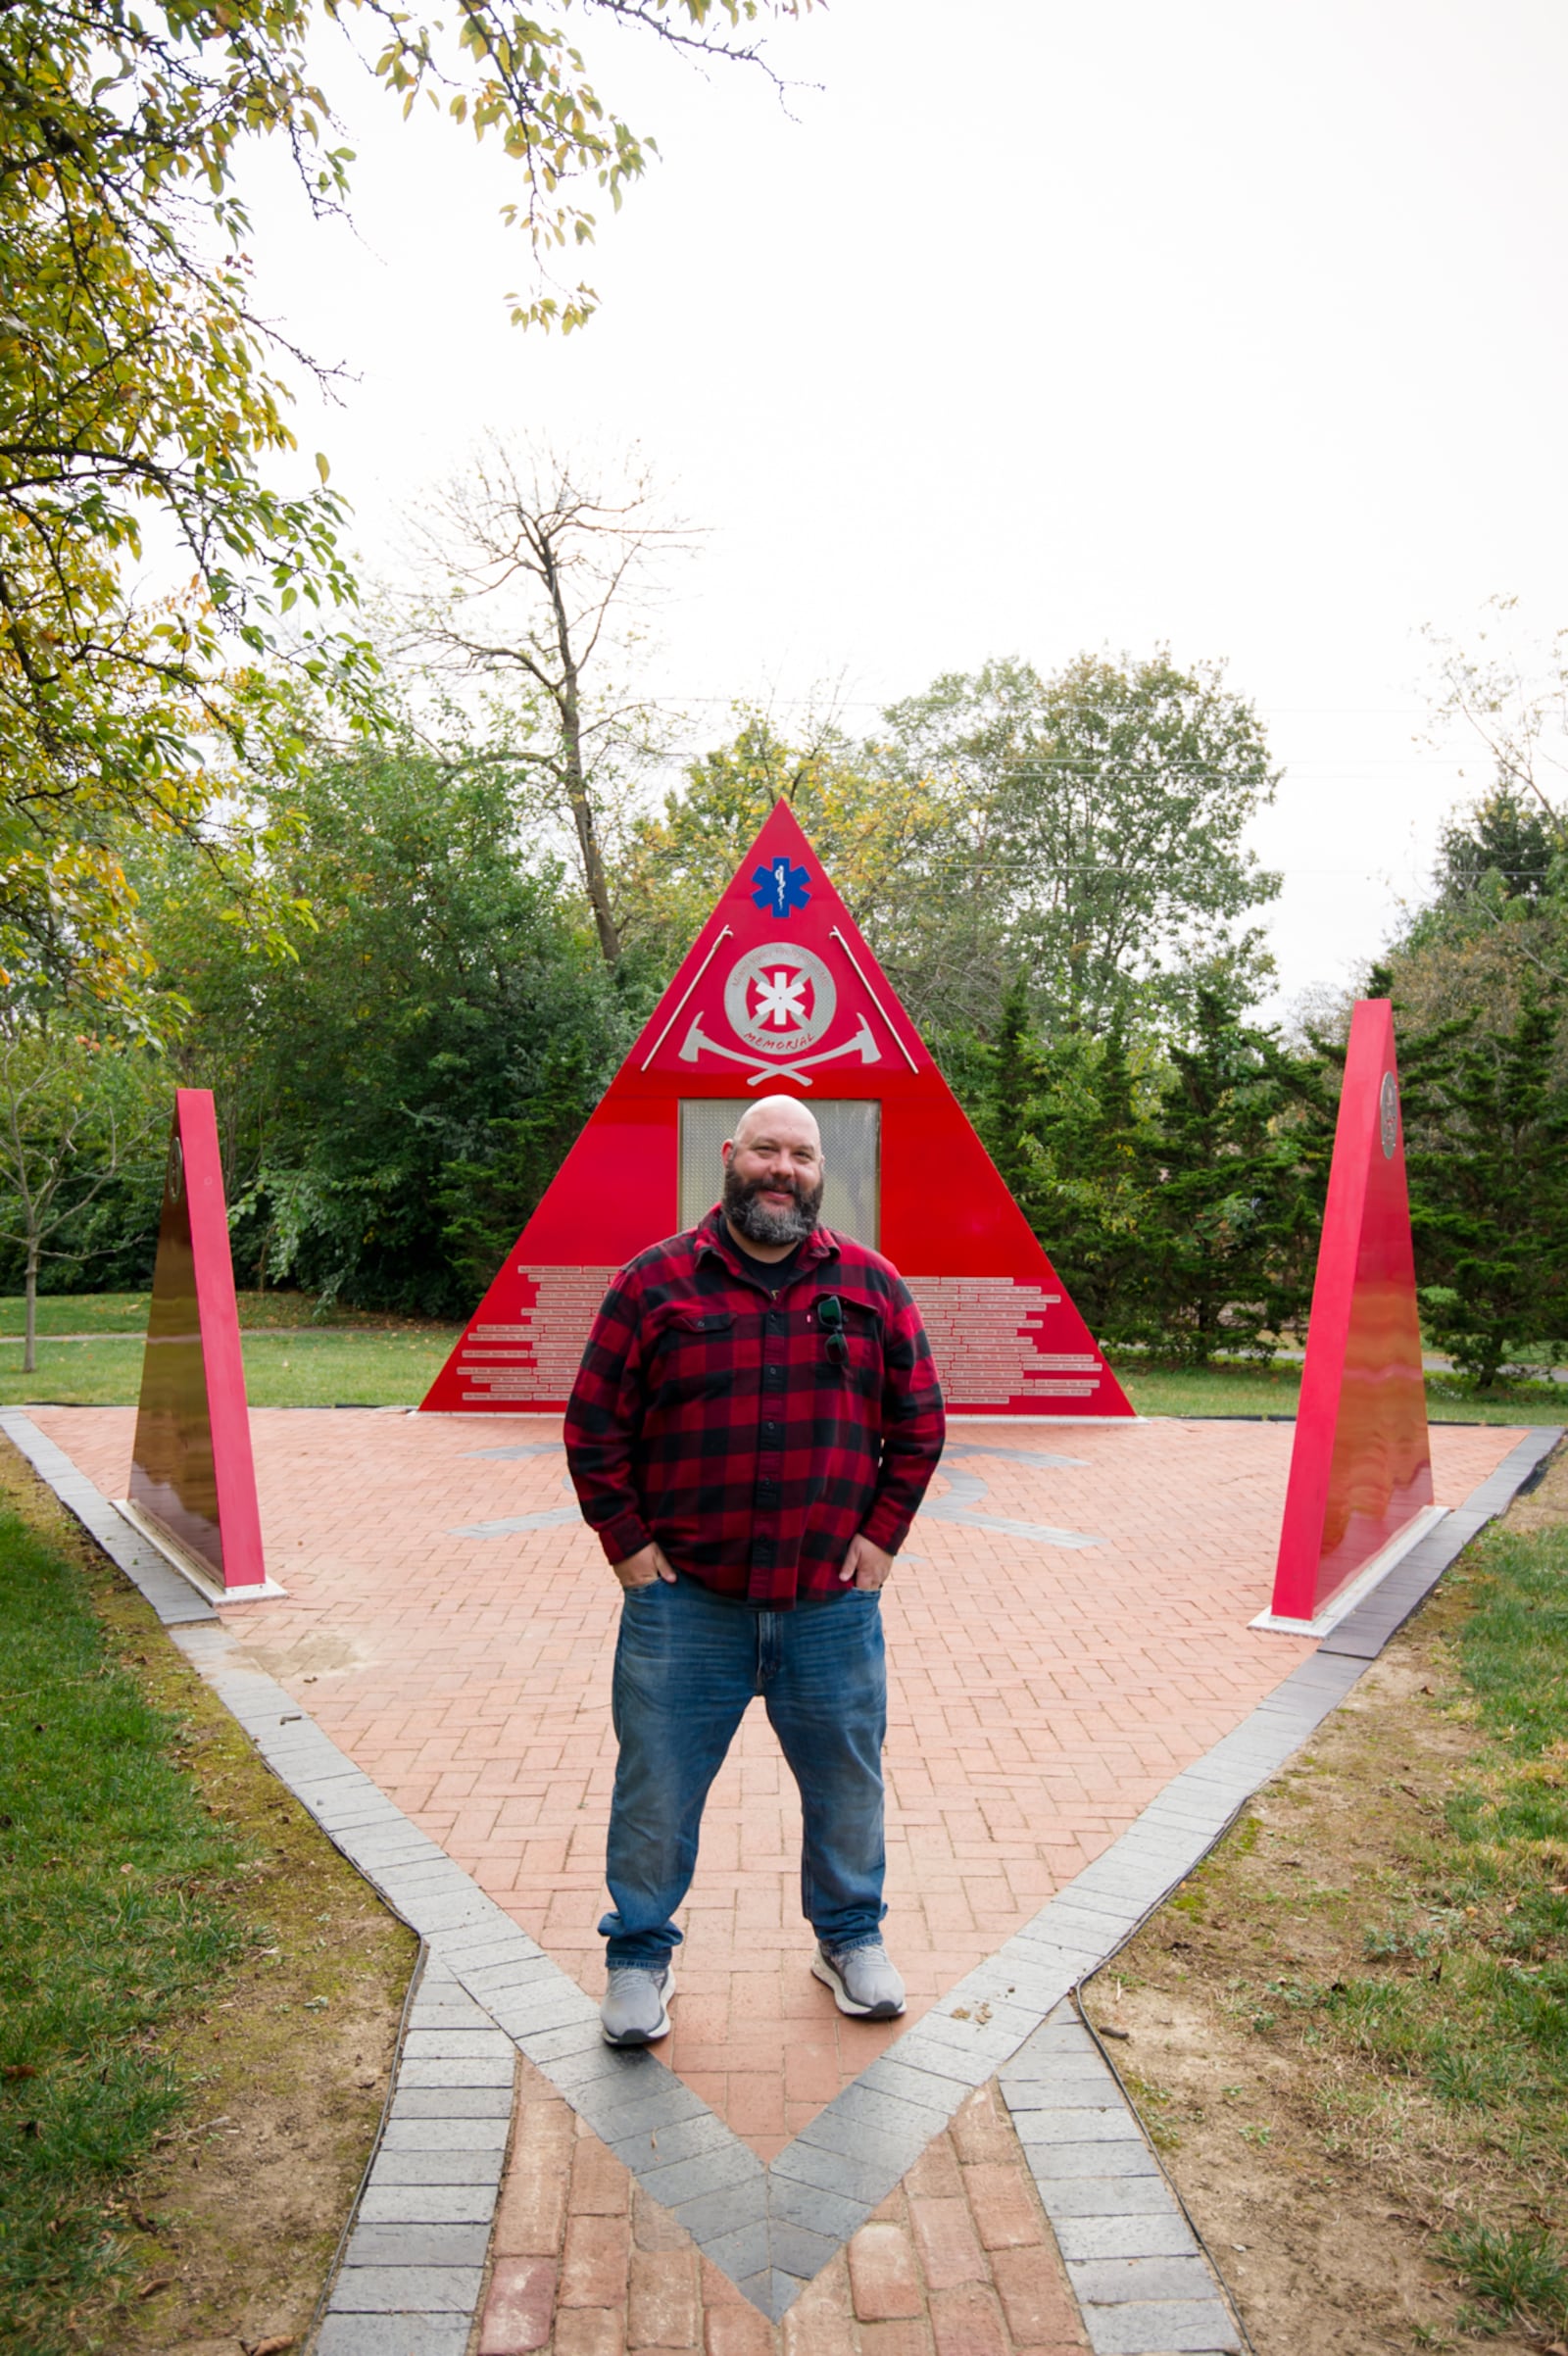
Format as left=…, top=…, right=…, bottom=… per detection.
left=0, top=1493, right=256, bottom=2347
left=0, top=1444, right=414, bottom=2353
left=0, top=1290, right=442, bottom=1337
left=1, top=1297, right=1563, bottom=1419
left=1119, top=1358, right=1568, bottom=1425
left=1286, top=1510, right=1568, bottom=2334
left=0, top=1327, right=463, bottom=1408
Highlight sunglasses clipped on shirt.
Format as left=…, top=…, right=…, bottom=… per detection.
left=817, top=1293, right=849, bottom=1372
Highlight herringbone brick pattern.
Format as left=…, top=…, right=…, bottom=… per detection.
left=34, top=1406, right=1521, bottom=2162
left=477, top=2061, right=1087, bottom=2355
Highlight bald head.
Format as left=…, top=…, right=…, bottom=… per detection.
left=731, top=1094, right=821, bottom=1153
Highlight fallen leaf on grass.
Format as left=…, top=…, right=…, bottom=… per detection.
left=2, top=2063, right=36, bottom=2081
left=136, top=2276, right=175, bottom=2300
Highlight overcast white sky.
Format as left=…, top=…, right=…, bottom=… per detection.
left=239, top=0, right=1568, bottom=1019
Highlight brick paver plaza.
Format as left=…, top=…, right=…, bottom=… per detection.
left=34, top=1406, right=1525, bottom=2354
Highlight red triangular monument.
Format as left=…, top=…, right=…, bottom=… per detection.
left=421, top=803, right=1132, bottom=1418
left=1265, top=1000, right=1434, bottom=1627
left=122, top=1089, right=270, bottom=1595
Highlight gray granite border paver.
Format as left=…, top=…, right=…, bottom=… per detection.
left=5, top=1408, right=1555, bottom=2339
left=1003, top=2001, right=1241, bottom=2354
left=314, top=1950, right=514, bottom=2351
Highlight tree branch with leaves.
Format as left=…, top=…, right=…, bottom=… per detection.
left=0, top=0, right=808, bottom=982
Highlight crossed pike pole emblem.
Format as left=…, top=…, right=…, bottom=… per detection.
left=680, top=939, right=886, bottom=1086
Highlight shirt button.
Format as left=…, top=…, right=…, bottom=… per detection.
left=762, top=1420, right=779, bottom=1436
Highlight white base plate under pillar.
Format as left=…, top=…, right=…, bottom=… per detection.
left=1250, top=1502, right=1448, bottom=1639
left=114, top=1498, right=288, bottom=1605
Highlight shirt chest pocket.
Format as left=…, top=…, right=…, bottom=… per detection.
left=669, top=1309, right=734, bottom=1339
left=654, top=1307, right=739, bottom=1401
left=826, top=1300, right=884, bottom=1393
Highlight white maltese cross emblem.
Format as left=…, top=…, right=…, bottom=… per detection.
left=722, top=943, right=838, bottom=1055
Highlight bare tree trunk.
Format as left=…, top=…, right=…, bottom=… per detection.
left=411, top=444, right=689, bottom=974
left=23, top=1237, right=38, bottom=1376
left=543, top=535, right=622, bottom=966
left=561, top=686, right=622, bottom=966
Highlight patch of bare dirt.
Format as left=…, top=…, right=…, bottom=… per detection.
left=229, top=1627, right=369, bottom=1683
left=1080, top=1447, right=1568, bottom=2356
left=0, top=1442, right=417, bottom=2356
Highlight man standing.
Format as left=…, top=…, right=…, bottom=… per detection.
left=564, top=1095, right=945, bottom=2046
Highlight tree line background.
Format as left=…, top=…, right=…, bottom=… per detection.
left=2, top=0, right=1564, bottom=1387
left=7, top=484, right=1567, bottom=1389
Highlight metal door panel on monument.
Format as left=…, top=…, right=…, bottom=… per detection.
left=678, top=1099, right=880, bottom=1248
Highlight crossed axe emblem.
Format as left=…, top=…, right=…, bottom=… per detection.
left=678, top=1012, right=880, bottom=1087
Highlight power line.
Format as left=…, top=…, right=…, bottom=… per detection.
left=610, top=694, right=1442, bottom=717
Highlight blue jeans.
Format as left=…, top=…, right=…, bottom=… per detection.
left=600, top=1571, right=888, bottom=1968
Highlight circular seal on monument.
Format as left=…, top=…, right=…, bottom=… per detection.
left=1380, top=1070, right=1398, bottom=1158
left=722, top=941, right=838, bottom=1056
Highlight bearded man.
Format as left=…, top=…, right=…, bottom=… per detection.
left=564, top=1094, right=946, bottom=2045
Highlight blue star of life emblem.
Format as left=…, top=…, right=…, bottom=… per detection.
left=751, top=857, right=811, bottom=918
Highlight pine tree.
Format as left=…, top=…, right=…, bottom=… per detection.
left=981, top=980, right=1048, bottom=1207
left=975, top=986, right=1152, bottom=1335
left=1406, top=994, right=1568, bottom=1385
left=1130, top=988, right=1319, bottom=1363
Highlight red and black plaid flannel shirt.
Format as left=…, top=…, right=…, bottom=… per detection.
left=564, top=1208, right=946, bottom=1606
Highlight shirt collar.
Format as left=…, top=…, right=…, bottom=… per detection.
left=694, top=1204, right=840, bottom=1283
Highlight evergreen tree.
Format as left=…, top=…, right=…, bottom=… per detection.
left=980, top=981, right=1047, bottom=1208
left=1129, top=989, right=1320, bottom=1363
left=974, top=984, right=1151, bottom=1336
left=1435, top=791, right=1559, bottom=908
left=1406, top=995, right=1568, bottom=1385
left=133, top=738, right=636, bottom=1315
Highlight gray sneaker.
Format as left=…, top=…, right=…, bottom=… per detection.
left=601, top=1963, right=675, bottom=2045
left=811, top=1939, right=906, bottom=2020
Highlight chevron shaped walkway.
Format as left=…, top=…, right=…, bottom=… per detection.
left=6, top=1404, right=1541, bottom=2354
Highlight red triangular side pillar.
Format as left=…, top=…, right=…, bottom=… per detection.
left=127, top=1091, right=267, bottom=1593
left=421, top=801, right=1132, bottom=1419
left=1269, top=1001, right=1433, bottom=1622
